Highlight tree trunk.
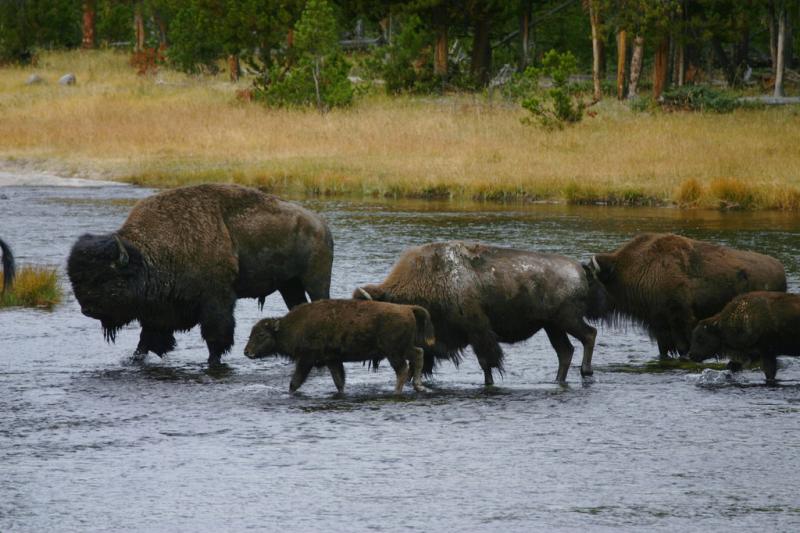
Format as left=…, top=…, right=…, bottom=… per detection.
left=589, top=1, right=602, bottom=101
left=774, top=1, right=787, bottom=97
left=134, top=2, right=145, bottom=53
left=616, top=30, right=626, bottom=99
left=471, top=16, right=491, bottom=86
left=627, top=35, right=644, bottom=99
left=675, top=41, right=685, bottom=86
left=434, top=27, right=448, bottom=78
left=82, top=0, right=96, bottom=49
left=228, top=55, right=240, bottom=82
left=653, top=37, right=669, bottom=100
left=769, top=3, right=777, bottom=74
left=519, top=0, right=532, bottom=70
left=154, top=12, right=168, bottom=48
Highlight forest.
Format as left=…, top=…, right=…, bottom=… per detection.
left=1, top=1, right=799, bottom=208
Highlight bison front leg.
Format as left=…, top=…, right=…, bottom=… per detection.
left=327, top=361, right=346, bottom=393
left=278, top=278, right=308, bottom=309
left=200, top=295, right=236, bottom=367
left=135, top=326, right=176, bottom=358
left=290, top=359, right=314, bottom=392
left=545, top=326, right=575, bottom=383
left=761, top=353, right=778, bottom=385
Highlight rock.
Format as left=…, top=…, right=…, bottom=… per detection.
left=59, top=73, right=76, bottom=86
left=26, top=74, right=45, bottom=85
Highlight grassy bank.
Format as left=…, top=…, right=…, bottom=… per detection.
left=2, top=50, right=800, bottom=208
left=0, top=266, right=62, bottom=310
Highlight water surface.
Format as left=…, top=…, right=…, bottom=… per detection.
left=1, top=185, right=799, bottom=532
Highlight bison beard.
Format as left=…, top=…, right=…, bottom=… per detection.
left=68, top=184, right=334, bottom=366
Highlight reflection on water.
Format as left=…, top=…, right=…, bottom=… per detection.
left=1, top=185, right=799, bottom=532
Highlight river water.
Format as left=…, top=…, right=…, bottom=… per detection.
left=1, top=181, right=799, bottom=532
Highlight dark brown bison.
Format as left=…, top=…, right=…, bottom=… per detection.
left=0, top=238, right=14, bottom=294
left=586, top=233, right=786, bottom=358
left=244, top=300, right=434, bottom=393
left=689, top=292, right=800, bottom=384
left=353, top=241, right=607, bottom=385
left=68, top=184, right=333, bottom=366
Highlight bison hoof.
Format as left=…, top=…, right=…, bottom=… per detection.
left=413, top=384, right=429, bottom=393
left=580, top=365, right=593, bottom=377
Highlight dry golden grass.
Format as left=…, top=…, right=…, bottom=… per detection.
left=0, top=266, right=62, bottom=310
left=2, top=50, right=800, bottom=208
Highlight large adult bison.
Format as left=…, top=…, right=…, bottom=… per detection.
left=586, top=233, right=786, bottom=358
left=68, top=184, right=333, bottom=366
left=353, top=241, right=607, bottom=385
left=689, top=292, right=800, bottom=384
left=1, top=238, right=15, bottom=294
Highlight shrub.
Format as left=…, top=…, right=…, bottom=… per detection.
left=661, top=85, right=738, bottom=113
left=520, top=50, right=585, bottom=130
left=366, top=15, right=435, bottom=94
left=256, top=0, right=352, bottom=112
left=168, top=2, right=222, bottom=74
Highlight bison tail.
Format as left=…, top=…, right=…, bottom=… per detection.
left=411, top=306, right=435, bottom=347
left=0, top=238, right=15, bottom=294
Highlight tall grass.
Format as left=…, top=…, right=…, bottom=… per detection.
left=0, top=266, right=62, bottom=310
left=1, top=50, right=800, bottom=208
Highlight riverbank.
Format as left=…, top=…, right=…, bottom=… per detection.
left=1, top=50, right=799, bottom=209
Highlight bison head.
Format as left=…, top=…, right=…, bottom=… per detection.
left=67, top=234, right=142, bottom=342
left=244, top=318, right=280, bottom=359
left=584, top=253, right=617, bottom=285
left=688, top=321, right=722, bottom=362
left=352, top=285, right=389, bottom=302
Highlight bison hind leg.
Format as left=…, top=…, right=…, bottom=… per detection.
left=406, top=347, right=427, bottom=392
left=327, top=361, right=346, bottom=393
left=545, top=326, right=575, bottom=383
left=388, top=356, right=410, bottom=394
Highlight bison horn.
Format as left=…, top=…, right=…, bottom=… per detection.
left=113, top=234, right=129, bottom=267
left=273, top=320, right=280, bottom=332
left=590, top=255, right=600, bottom=272
left=357, top=287, right=373, bottom=300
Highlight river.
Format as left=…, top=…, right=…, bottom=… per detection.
left=1, top=180, right=798, bottom=532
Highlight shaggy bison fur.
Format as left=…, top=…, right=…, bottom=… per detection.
left=587, top=233, right=786, bottom=358
left=689, top=291, right=800, bottom=384
left=353, top=241, right=608, bottom=385
left=244, top=300, right=434, bottom=393
left=68, top=184, right=333, bottom=365
left=0, top=238, right=14, bottom=294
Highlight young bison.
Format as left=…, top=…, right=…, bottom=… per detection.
left=689, top=292, right=800, bottom=384
left=244, top=300, right=435, bottom=394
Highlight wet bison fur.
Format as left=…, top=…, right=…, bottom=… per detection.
left=353, top=241, right=608, bottom=385
left=689, top=291, right=800, bottom=384
left=244, top=299, right=434, bottom=393
left=587, top=233, right=786, bottom=358
left=68, top=184, right=333, bottom=366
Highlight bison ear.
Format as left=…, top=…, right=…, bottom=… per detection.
left=113, top=234, right=129, bottom=268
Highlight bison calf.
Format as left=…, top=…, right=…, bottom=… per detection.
left=244, top=300, right=434, bottom=394
left=689, top=292, right=800, bottom=384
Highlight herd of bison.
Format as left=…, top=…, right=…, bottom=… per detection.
left=3, top=183, right=799, bottom=392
